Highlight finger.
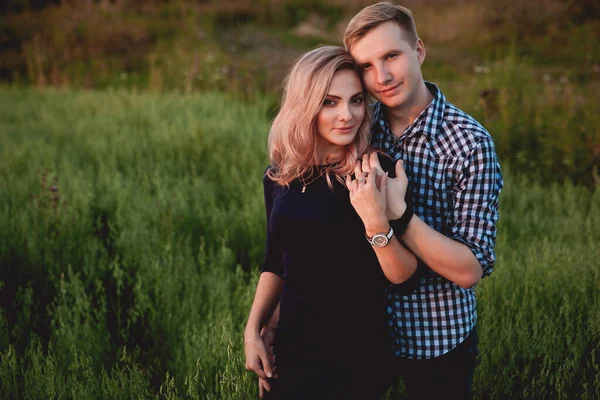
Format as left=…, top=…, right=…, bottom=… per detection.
left=345, top=175, right=355, bottom=196
left=354, top=160, right=365, bottom=180
left=381, top=172, right=388, bottom=195
left=396, top=159, right=407, bottom=181
left=263, top=379, right=271, bottom=392
left=366, top=166, right=377, bottom=188
left=268, top=345, right=275, bottom=365
left=377, top=169, right=386, bottom=190
left=250, top=358, right=267, bottom=380
left=362, top=153, right=371, bottom=174
left=260, top=351, right=273, bottom=379
left=370, top=152, right=383, bottom=172
left=259, top=378, right=271, bottom=396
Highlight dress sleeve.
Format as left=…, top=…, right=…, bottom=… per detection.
left=261, top=168, right=284, bottom=277
left=450, top=136, right=503, bottom=278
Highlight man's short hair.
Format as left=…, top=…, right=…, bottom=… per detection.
left=343, top=2, right=419, bottom=51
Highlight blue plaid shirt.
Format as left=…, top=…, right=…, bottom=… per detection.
left=372, top=82, right=503, bottom=359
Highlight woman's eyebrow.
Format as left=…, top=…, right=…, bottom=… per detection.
left=325, top=92, right=364, bottom=100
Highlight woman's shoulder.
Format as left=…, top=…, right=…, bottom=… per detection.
left=263, top=165, right=275, bottom=183
left=262, top=165, right=285, bottom=189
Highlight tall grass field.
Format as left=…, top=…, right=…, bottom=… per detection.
left=0, top=87, right=599, bottom=399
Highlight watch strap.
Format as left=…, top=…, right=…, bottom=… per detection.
left=389, top=186, right=414, bottom=236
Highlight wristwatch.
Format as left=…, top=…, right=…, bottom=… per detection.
left=365, top=226, right=394, bottom=247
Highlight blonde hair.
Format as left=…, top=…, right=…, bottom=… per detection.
left=267, top=45, right=371, bottom=188
left=343, top=2, right=418, bottom=51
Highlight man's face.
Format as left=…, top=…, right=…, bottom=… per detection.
left=350, top=21, right=425, bottom=110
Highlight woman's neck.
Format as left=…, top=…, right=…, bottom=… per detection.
left=316, top=147, right=344, bottom=166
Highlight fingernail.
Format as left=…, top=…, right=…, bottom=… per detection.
left=267, top=371, right=272, bottom=378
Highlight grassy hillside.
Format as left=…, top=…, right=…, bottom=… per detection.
left=0, top=87, right=599, bottom=399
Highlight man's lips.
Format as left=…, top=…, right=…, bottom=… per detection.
left=378, top=82, right=401, bottom=95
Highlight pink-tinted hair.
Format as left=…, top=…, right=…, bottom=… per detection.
left=267, top=45, right=371, bottom=188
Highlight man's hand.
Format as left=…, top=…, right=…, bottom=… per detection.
left=259, top=377, right=270, bottom=399
left=368, top=153, right=409, bottom=220
left=257, top=326, right=278, bottom=398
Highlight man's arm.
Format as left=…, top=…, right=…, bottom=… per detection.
left=399, top=217, right=481, bottom=288
left=395, top=137, right=503, bottom=289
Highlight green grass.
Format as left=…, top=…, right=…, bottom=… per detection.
left=0, top=87, right=599, bottom=399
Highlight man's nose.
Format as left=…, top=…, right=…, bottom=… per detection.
left=376, top=64, right=392, bottom=86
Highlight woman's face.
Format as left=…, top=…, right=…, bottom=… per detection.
left=315, top=69, right=365, bottom=164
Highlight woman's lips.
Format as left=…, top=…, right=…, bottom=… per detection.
left=334, top=126, right=354, bottom=133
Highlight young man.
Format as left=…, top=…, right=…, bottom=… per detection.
left=343, top=2, right=503, bottom=399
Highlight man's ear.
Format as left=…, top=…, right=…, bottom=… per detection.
left=416, top=38, right=426, bottom=66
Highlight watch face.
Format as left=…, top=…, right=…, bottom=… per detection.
left=372, top=234, right=389, bottom=247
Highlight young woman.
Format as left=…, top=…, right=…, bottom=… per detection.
left=243, top=45, right=417, bottom=399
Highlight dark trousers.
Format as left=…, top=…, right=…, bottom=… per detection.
left=392, top=327, right=479, bottom=400
left=263, top=356, right=394, bottom=400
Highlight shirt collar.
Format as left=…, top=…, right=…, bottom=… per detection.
left=372, top=82, right=446, bottom=141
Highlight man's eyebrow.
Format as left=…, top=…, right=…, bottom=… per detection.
left=357, top=49, right=402, bottom=64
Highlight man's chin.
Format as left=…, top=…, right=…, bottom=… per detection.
left=377, top=94, right=404, bottom=109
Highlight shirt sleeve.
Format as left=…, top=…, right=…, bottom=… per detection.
left=261, top=168, right=284, bottom=277
left=450, top=136, right=503, bottom=278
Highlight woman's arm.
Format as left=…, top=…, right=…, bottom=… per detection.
left=346, top=156, right=417, bottom=284
left=246, top=172, right=285, bottom=380
left=244, top=272, right=283, bottom=380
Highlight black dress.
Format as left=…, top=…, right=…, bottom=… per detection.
left=261, top=164, right=394, bottom=399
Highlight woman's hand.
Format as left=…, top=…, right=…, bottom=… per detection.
left=346, top=154, right=389, bottom=235
left=244, top=335, right=274, bottom=380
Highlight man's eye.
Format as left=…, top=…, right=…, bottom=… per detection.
left=362, top=64, right=371, bottom=71
left=386, top=53, right=397, bottom=60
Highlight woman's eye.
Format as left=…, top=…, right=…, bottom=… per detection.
left=323, top=99, right=336, bottom=106
left=352, top=97, right=364, bottom=104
